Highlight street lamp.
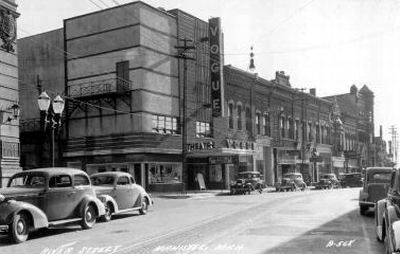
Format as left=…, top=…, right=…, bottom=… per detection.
left=37, top=92, right=65, bottom=167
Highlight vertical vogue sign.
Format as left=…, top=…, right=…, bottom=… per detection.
left=209, top=17, right=224, bottom=117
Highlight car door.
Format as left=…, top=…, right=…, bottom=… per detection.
left=44, top=174, right=76, bottom=221
left=114, top=176, right=134, bottom=210
left=130, top=176, right=141, bottom=208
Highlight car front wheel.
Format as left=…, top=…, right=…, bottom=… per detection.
left=81, top=203, right=97, bottom=229
left=139, top=198, right=148, bottom=215
left=10, top=213, right=30, bottom=243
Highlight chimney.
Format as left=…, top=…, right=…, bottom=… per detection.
left=309, top=88, right=316, bottom=96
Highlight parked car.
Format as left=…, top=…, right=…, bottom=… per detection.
left=359, top=167, right=393, bottom=215
left=230, top=179, right=254, bottom=195
left=0, top=168, right=105, bottom=243
left=275, top=172, right=307, bottom=192
left=315, top=173, right=341, bottom=190
left=339, top=172, right=363, bottom=188
left=375, top=168, right=400, bottom=253
left=90, top=172, right=153, bottom=221
left=238, top=171, right=266, bottom=189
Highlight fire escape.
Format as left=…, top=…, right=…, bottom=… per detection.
left=66, top=76, right=132, bottom=119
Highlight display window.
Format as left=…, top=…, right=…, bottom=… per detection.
left=148, top=163, right=182, bottom=184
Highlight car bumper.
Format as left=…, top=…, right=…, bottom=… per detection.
left=0, top=224, right=8, bottom=232
left=359, top=201, right=375, bottom=207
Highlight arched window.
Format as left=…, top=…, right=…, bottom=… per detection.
left=245, top=107, right=252, bottom=133
left=237, top=104, right=242, bottom=130
left=256, top=112, right=261, bottom=135
left=228, top=103, right=234, bottom=129
left=263, top=113, right=270, bottom=136
left=280, top=116, right=286, bottom=138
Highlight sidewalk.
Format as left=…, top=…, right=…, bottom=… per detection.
left=150, top=187, right=277, bottom=200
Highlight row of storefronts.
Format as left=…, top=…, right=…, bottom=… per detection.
left=14, top=1, right=387, bottom=192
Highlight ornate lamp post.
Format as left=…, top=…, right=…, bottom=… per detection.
left=37, top=92, right=65, bottom=167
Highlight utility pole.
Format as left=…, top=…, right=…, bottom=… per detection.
left=296, top=88, right=307, bottom=179
left=175, top=38, right=195, bottom=192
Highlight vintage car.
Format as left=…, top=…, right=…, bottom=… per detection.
left=90, top=172, right=153, bottom=221
left=275, top=172, right=307, bottom=192
left=315, top=173, right=341, bottom=190
left=229, top=179, right=261, bottom=195
left=238, top=171, right=266, bottom=189
left=375, top=168, right=400, bottom=253
left=359, top=167, right=393, bottom=215
left=230, top=179, right=252, bottom=195
left=339, top=172, right=363, bottom=188
left=0, top=168, right=105, bottom=243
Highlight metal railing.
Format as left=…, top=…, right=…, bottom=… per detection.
left=68, top=77, right=132, bottom=97
left=20, top=118, right=41, bottom=132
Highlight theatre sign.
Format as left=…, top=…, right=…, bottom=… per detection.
left=209, top=17, right=224, bottom=117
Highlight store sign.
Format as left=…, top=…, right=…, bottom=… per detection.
left=309, top=156, right=324, bottom=163
left=209, top=156, right=238, bottom=164
left=186, top=141, right=215, bottom=152
left=226, top=139, right=255, bottom=150
left=287, top=150, right=301, bottom=156
left=209, top=17, right=224, bottom=117
left=1, top=141, right=19, bottom=158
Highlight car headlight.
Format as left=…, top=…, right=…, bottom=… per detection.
left=0, top=194, right=5, bottom=202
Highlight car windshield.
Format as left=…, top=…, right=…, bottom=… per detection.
left=8, top=174, right=46, bottom=188
left=90, top=175, right=115, bottom=186
left=367, top=172, right=392, bottom=183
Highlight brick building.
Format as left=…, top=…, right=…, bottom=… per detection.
left=324, top=85, right=375, bottom=172
left=0, top=0, right=21, bottom=187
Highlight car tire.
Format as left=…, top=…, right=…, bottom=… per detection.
left=10, top=213, right=30, bottom=243
left=81, top=203, right=97, bottom=229
left=385, top=222, right=393, bottom=254
left=139, top=198, right=148, bottom=215
left=360, top=206, right=368, bottom=216
left=101, top=202, right=113, bottom=222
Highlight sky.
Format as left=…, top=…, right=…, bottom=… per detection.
left=16, top=0, right=400, bottom=152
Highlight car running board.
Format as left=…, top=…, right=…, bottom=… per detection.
left=114, top=206, right=141, bottom=214
left=49, top=218, right=82, bottom=227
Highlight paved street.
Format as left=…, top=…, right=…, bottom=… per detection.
left=0, top=188, right=384, bottom=254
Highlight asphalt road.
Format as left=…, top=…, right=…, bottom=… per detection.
left=0, top=188, right=384, bottom=254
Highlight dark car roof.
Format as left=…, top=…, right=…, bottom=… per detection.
left=16, top=167, right=87, bottom=177
left=365, top=167, right=393, bottom=173
left=90, top=171, right=133, bottom=178
left=341, top=173, right=361, bottom=176
left=239, top=171, right=260, bottom=174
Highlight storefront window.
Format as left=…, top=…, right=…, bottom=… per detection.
left=209, top=164, right=223, bottom=182
left=86, top=163, right=128, bottom=176
left=148, top=163, right=182, bottom=184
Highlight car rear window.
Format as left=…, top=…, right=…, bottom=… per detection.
left=49, top=175, right=72, bottom=188
left=74, top=174, right=90, bottom=186
left=368, top=172, right=392, bottom=183
left=91, top=175, right=114, bottom=185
